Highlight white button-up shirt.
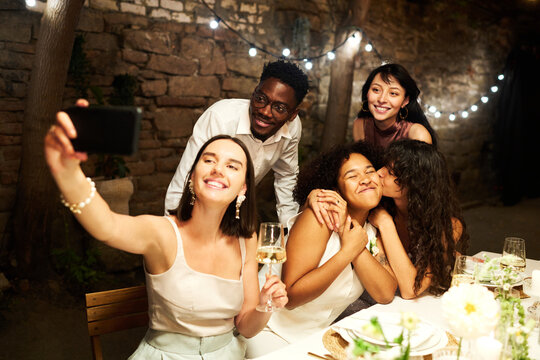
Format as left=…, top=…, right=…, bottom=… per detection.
left=164, top=99, right=301, bottom=226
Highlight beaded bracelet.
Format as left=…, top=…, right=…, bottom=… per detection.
left=60, top=177, right=96, bottom=214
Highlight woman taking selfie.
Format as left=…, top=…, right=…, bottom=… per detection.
left=371, top=139, right=468, bottom=298
left=44, top=100, right=287, bottom=360
left=352, top=63, right=437, bottom=148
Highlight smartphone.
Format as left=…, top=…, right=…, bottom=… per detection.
left=64, top=105, right=142, bottom=156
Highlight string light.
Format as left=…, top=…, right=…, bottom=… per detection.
left=449, top=114, right=456, bottom=121
left=209, top=19, right=219, bottom=29
left=435, top=111, right=441, bottom=118
left=25, top=0, right=36, bottom=6
left=199, top=0, right=506, bottom=109
left=461, top=111, right=469, bottom=118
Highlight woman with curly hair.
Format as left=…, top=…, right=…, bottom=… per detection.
left=245, top=141, right=397, bottom=358
left=370, top=139, right=468, bottom=298
left=352, top=63, right=437, bottom=148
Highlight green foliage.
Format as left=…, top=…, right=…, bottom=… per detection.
left=68, top=35, right=90, bottom=99
left=95, top=154, right=130, bottom=179
left=109, top=74, right=137, bottom=106
left=51, top=247, right=103, bottom=287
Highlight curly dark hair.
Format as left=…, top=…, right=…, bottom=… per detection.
left=260, top=60, right=309, bottom=105
left=382, top=139, right=468, bottom=295
left=357, top=63, right=438, bottom=147
left=293, top=141, right=382, bottom=206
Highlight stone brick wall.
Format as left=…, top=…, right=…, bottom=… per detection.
left=1, top=0, right=518, bottom=242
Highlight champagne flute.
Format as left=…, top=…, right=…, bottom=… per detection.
left=451, top=255, right=476, bottom=287
left=255, top=222, right=286, bottom=312
left=501, top=237, right=526, bottom=272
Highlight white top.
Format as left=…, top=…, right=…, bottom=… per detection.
left=164, top=99, right=301, bottom=226
left=145, top=217, right=245, bottom=336
left=263, top=213, right=377, bottom=343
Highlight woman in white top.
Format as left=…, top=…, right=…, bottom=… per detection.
left=245, top=142, right=396, bottom=358
left=45, top=100, right=287, bottom=360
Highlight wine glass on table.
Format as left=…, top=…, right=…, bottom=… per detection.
left=256, top=222, right=286, bottom=312
left=451, top=255, right=476, bottom=287
left=501, top=237, right=526, bottom=273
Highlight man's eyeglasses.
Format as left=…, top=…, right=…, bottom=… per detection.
left=251, top=91, right=293, bottom=120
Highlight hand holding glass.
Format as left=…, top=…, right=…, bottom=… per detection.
left=256, top=222, right=286, bottom=312
left=501, top=237, right=526, bottom=272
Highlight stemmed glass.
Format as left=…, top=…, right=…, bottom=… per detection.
left=451, top=255, right=476, bottom=287
left=255, top=222, right=287, bottom=312
left=501, top=237, right=526, bottom=273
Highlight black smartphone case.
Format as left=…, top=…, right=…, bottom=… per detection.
left=65, top=106, right=142, bottom=156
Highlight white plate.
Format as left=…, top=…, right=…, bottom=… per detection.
left=336, top=311, right=448, bottom=356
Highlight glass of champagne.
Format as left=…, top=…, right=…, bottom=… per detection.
left=451, top=255, right=476, bottom=287
left=501, top=237, right=526, bottom=272
left=255, top=222, right=286, bottom=312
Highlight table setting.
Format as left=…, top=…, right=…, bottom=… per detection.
left=252, top=236, right=540, bottom=360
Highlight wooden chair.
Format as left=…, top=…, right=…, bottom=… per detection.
left=85, top=285, right=149, bottom=360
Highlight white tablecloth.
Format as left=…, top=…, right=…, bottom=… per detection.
left=253, top=251, right=540, bottom=359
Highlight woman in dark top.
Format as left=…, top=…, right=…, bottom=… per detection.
left=352, top=63, right=437, bottom=148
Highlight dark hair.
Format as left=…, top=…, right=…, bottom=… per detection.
left=293, top=141, right=382, bottom=206
left=382, top=139, right=468, bottom=295
left=176, top=135, right=257, bottom=238
left=357, top=63, right=438, bottom=147
left=260, top=60, right=309, bottom=105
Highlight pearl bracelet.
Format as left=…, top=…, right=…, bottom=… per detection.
left=60, top=177, right=96, bottom=214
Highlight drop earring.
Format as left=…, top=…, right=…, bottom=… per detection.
left=235, top=194, right=246, bottom=219
left=189, top=179, right=196, bottom=205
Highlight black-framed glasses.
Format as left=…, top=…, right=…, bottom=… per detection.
left=251, top=91, right=293, bottom=120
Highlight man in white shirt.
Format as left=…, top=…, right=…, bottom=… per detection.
left=165, top=60, right=309, bottom=226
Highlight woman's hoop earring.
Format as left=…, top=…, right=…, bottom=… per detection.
left=399, top=107, right=408, bottom=120
left=361, top=101, right=369, bottom=112
left=188, top=179, right=196, bottom=205
left=235, top=194, right=246, bottom=219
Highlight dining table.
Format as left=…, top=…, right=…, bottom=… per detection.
left=252, top=251, right=540, bottom=360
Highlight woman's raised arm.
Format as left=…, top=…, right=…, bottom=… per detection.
left=45, top=102, right=169, bottom=263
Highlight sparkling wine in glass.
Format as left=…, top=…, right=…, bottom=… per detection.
left=256, top=222, right=286, bottom=312
left=451, top=255, right=475, bottom=287
left=501, top=237, right=526, bottom=272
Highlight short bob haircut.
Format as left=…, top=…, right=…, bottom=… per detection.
left=293, top=141, right=382, bottom=206
left=175, top=135, right=257, bottom=238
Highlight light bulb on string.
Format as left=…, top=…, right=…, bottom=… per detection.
left=327, top=51, right=335, bottom=60
left=470, top=105, right=478, bottom=112
left=209, top=19, right=219, bottom=29
left=481, top=96, right=489, bottom=103
left=25, top=0, right=36, bottom=6
left=449, top=113, right=456, bottom=121
left=461, top=111, right=469, bottom=118
left=348, top=32, right=361, bottom=46
left=435, top=111, right=441, bottom=118
left=491, top=86, right=498, bottom=93
left=365, top=43, right=373, bottom=52
left=248, top=47, right=257, bottom=57
left=282, top=48, right=290, bottom=57
left=498, top=74, right=504, bottom=80
left=428, top=106, right=437, bottom=113
left=304, top=60, right=313, bottom=70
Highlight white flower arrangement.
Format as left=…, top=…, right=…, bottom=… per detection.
left=367, top=234, right=379, bottom=256
left=347, top=312, right=419, bottom=360
left=441, top=283, right=499, bottom=339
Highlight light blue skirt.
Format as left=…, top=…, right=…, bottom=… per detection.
left=128, top=328, right=246, bottom=360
